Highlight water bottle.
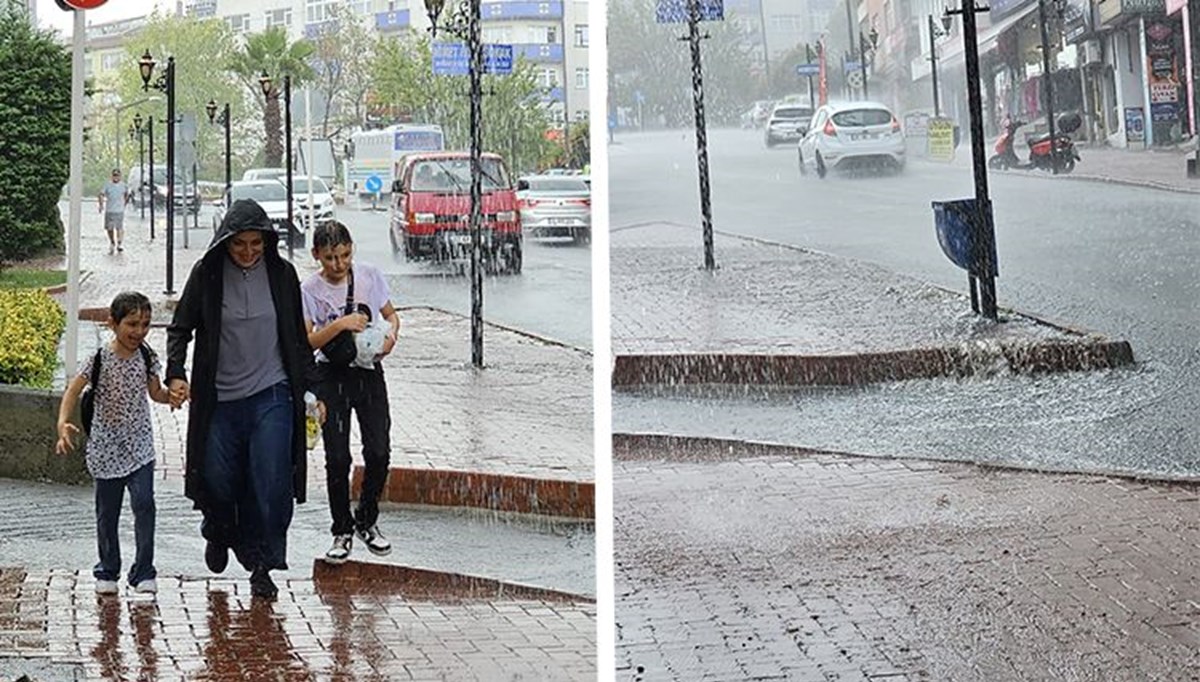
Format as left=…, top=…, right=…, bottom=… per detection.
left=304, top=392, right=321, bottom=450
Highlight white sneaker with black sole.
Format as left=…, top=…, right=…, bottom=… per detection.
left=325, top=534, right=353, bottom=564
left=95, top=580, right=119, bottom=595
left=134, top=579, right=157, bottom=595
left=356, top=525, right=391, bottom=556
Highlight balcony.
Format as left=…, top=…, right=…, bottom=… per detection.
left=514, top=43, right=564, bottom=62
left=481, top=1, right=563, bottom=21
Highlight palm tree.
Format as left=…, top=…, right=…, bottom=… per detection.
left=229, top=27, right=316, bottom=167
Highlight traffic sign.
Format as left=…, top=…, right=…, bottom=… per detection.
left=655, top=0, right=723, bottom=23
left=431, top=43, right=514, bottom=76
left=56, top=0, right=108, bottom=9
left=795, top=63, right=820, bottom=77
left=846, top=71, right=864, bottom=89
left=365, top=175, right=383, bottom=193
left=844, top=60, right=862, bottom=73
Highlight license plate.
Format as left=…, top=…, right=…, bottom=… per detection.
left=549, top=218, right=574, bottom=225
left=850, top=132, right=876, bottom=141
left=448, top=234, right=471, bottom=245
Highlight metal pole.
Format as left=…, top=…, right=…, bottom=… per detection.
left=1038, top=0, right=1058, bottom=174
left=959, top=0, right=997, bottom=319
left=188, top=161, right=197, bottom=248
left=687, top=0, right=715, bottom=270
left=306, top=87, right=315, bottom=234
left=561, top=7, right=571, bottom=164
left=285, top=75, right=294, bottom=260
left=165, top=57, right=176, bottom=295
left=808, top=74, right=815, bottom=110
left=929, top=14, right=941, bottom=117
left=758, top=0, right=771, bottom=94
left=469, top=0, right=485, bottom=367
left=65, top=7, right=85, bottom=377
left=845, top=0, right=857, bottom=99
left=224, top=103, right=231, bottom=196
left=138, top=126, right=145, bottom=220
left=860, top=35, right=870, bottom=100
left=148, top=117, right=155, bottom=240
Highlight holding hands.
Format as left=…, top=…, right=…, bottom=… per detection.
left=167, top=379, right=190, bottom=410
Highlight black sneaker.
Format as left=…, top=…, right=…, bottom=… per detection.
left=205, top=541, right=228, bottom=574
left=250, top=568, right=278, bottom=601
left=355, top=525, right=391, bottom=556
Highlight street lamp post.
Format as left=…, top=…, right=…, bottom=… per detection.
left=132, top=113, right=146, bottom=220
left=687, top=0, right=715, bottom=271
left=1037, top=0, right=1062, bottom=174
left=140, top=50, right=175, bottom=295
left=259, top=72, right=295, bottom=261
left=928, top=15, right=951, bottom=117
left=206, top=99, right=232, bottom=196
left=945, top=1, right=998, bottom=320
left=426, top=0, right=487, bottom=368
left=859, top=27, right=878, bottom=101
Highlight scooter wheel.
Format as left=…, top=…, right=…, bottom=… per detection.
left=1059, top=157, right=1075, bottom=174
left=988, top=154, right=1007, bottom=170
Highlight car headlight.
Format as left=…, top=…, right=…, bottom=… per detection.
left=496, top=210, right=516, bottom=222
left=414, top=212, right=435, bottom=224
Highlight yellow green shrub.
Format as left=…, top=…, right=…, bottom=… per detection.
left=0, top=289, right=66, bottom=388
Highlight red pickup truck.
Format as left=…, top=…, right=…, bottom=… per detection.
left=388, top=151, right=522, bottom=275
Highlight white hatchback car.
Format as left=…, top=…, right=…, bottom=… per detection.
left=797, top=102, right=905, bottom=178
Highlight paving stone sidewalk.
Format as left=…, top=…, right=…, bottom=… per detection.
left=614, top=437, right=1200, bottom=681
left=611, top=222, right=1131, bottom=386
left=48, top=205, right=593, bottom=491
left=0, top=564, right=596, bottom=681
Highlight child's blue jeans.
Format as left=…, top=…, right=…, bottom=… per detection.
left=93, top=460, right=157, bottom=586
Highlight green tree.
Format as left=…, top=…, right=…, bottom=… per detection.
left=308, top=4, right=377, bottom=137
left=608, top=0, right=761, bottom=127
left=372, top=31, right=555, bottom=175
left=229, top=27, right=316, bottom=167
left=102, top=12, right=242, bottom=191
left=0, top=0, right=70, bottom=265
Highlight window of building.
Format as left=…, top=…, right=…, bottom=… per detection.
left=101, top=52, right=123, bottom=71
left=538, top=67, right=559, bottom=88
left=575, top=67, right=588, bottom=89
left=484, top=27, right=513, bottom=43
left=306, top=0, right=337, bottom=24
left=548, top=26, right=557, bottom=43
left=226, top=14, right=251, bottom=33
left=265, top=8, right=293, bottom=29
left=574, top=24, right=589, bottom=47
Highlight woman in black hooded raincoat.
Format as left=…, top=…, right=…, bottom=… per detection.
left=166, top=198, right=323, bottom=599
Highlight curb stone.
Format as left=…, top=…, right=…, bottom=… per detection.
left=612, top=432, right=1200, bottom=485
left=311, top=559, right=595, bottom=602
left=354, top=465, right=595, bottom=519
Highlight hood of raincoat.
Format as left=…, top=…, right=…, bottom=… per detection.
left=208, top=198, right=281, bottom=255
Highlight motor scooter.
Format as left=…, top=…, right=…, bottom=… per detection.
left=988, top=112, right=1081, bottom=173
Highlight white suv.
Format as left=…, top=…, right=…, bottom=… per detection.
left=797, top=101, right=906, bottom=178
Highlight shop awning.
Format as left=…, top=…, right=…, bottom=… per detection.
left=936, top=3, right=1041, bottom=70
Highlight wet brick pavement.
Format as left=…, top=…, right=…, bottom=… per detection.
left=0, top=565, right=596, bottom=681
left=50, top=204, right=593, bottom=487
left=614, top=438, right=1200, bottom=681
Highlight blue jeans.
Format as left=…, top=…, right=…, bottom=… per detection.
left=94, top=461, right=156, bottom=586
left=202, top=382, right=294, bottom=572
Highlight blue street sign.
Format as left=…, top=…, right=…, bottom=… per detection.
left=365, top=175, right=383, bottom=193
left=432, top=42, right=514, bottom=75
left=795, top=63, right=820, bottom=77
left=844, top=60, right=862, bottom=73
left=655, top=0, right=723, bottom=23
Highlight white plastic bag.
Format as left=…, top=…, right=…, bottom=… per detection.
left=353, top=319, right=390, bottom=369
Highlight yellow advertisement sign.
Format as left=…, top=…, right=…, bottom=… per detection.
left=927, top=117, right=956, bottom=162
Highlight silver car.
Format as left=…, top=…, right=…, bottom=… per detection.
left=517, top=176, right=591, bottom=244
left=764, top=104, right=814, bottom=148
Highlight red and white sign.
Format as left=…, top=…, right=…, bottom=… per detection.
left=57, top=0, right=108, bottom=9
left=1150, top=82, right=1178, bottom=104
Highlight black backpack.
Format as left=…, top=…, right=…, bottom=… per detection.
left=79, top=344, right=154, bottom=434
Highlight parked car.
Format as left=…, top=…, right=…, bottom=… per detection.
left=516, top=176, right=591, bottom=244
left=741, top=100, right=776, bottom=129
left=241, top=168, right=288, bottom=182
left=764, top=103, right=814, bottom=148
left=798, top=101, right=906, bottom=178
left=292, top=176, right=336, bottom=230
left=126, top=164, right=201, bottom=214
left=388, top=151, right=522, bottom=274
left=212, top=180, right=304, bottom=249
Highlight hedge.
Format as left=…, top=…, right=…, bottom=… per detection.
left=0, top=289, right=65, bottom=388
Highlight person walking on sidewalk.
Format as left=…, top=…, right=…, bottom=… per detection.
left=54, top=291, right=172, bottom=596
left=166, top=199, right=325, bottom=600
left=98, top=168, right=130, bottom=254
left=301, top=221, right=400, bottom=564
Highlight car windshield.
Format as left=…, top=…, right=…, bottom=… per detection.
left=409, top=158, right=511, bottom=192
left=526, top=178, right=588, bottom=193
left=832, top=109, right=893, bottom=127
left=292, top=177, right=329, bottom=194
left=231, top=183, right=287, bottom=202
left=774, top=108, right=811, bottom=120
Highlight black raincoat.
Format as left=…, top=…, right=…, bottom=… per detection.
left=166, top=199, right=318, bottom=522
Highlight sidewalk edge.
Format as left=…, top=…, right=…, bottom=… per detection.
left=311, top=559, right=596, bottom=603
left=355, top=465, right=595, bottom=519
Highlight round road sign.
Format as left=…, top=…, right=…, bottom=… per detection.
left=57, top=0, right=109, bottom=9
left=365, top=175, right=383, bottom=193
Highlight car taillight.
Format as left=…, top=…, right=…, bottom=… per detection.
left=823, top=120, right=837, bottom=136
left=519, top=198, right=537, bottom=209
left=568, top=198, right=590, bottom=207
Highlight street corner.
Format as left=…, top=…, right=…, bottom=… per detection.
left=0, top=566, right=596, bottom=681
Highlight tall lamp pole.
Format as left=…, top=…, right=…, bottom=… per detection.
left=206, top=100, right=232, bottom=196
left=140, top=50, right=176, bottom=295
left=426, top=0, right=486, bottom=367
left=946, top=1, right=998, bottom=319
left=1037, top=0, right=1060, bottom=174
left=928, top=14, right=950, bottom=117
left=260, top=72, right=295, bottom=260
left=686, top=0, right=715, bottom=271
left=131, top=113, right=146, bottom=220
left=146, top=116, right=155, bottom=240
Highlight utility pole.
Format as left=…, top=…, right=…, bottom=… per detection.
left=687, top=0, right=715, bottom=270
left=1037, top=0, right=1059, bottom=174
left=928, top=14, right=942, bottom=117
